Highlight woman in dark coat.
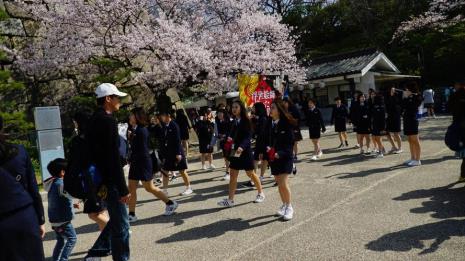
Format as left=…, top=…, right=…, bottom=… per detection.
left=385, top=87, right=403, bottom=154
left=331, top=97, right=349, bottom=148
left=283, top=98, right=302, bottom=160
left=252, top=102, right=269, bottom=183
left=215, top=109, right=232, bottom=180
left=0, top=116, right=46, bottom=261
left=449, top=80, right=465, bottom=181
left=176, top=109, right=191, bottom=155
left=159, top=110, right=193, bottom=196
left=266, top=100, right=296, bottom=221
left=127, top=108, right=178, bottom=221
left=196, top=110, right=215, bottom=170
left=371, top=94, right=386, bottom=158
left=305, top=99, right=326, bottom=161
left=352, top=93, right=372, bottom=154
left=217, top=101, right=265, bottom=207
left=402, top=82, right=423, bottom=167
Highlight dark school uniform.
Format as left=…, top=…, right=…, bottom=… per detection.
left=331, top=104, right=348, bottom=132
left=128, top=126, right=153, bottom=181
left=352, top=102, right=371, bottom=134
left=148, top=123, right=164, bottom=171
left=216, top=118, right=232, bottom=158
left=267, top=119, right=295, bottom=175
left=305, top=107, right=326, bottom=139
left=228, top=118, right=254, bottom=171
left=371, top=104, right=386, bottom=136
left=176, top=113, right=191, bottom=141
left=289, top=105, right=303, bottom=141
left=196, top=119, right=215, bottom=154
left=386, top=95, right=402, bottom=133
left=253, top=116, right=270, bottom=161
left=402, top=94, right=423, bottom=136
left=160, top=120, right=188, bottom=171
left=0, top=145, right=45, bottom=261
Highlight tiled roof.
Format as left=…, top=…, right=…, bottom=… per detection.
left=306, top=49, right=381, bottom=81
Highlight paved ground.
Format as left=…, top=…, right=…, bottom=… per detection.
left=42, top=116, right=465, bottom=261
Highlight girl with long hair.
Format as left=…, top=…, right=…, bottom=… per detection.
left=402, top=82, right=423, bottom=166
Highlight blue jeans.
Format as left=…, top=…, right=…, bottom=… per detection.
left=87, top=185, right=130, bottom=261
left=52, top=222, right=77, bottom=261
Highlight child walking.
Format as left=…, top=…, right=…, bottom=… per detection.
left=44, top=158, right=77, bottom=261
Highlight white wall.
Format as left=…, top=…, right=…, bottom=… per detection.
left=356, top=72, right=376, bottom=94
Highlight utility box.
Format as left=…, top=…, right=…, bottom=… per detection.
left=34, top=106, right=64, bottom=181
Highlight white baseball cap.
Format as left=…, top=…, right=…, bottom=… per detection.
left=95, top=83, right=128, bottom=98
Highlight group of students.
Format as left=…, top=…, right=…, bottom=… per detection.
left=2, top=80, right=464, bottom=261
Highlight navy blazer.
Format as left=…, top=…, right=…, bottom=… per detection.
left=160, top=120, right=184, bottom=158
left=305, top=107, right=326, bottom=131
left=331, top=105, right=348, bottom=124
left=228, top=118, right=252, bottom=151
left=0, top=144, right=45, bottom=225
left=267, top=119, right=294, bottom=160
left=130, top=126, right=152, bottom=168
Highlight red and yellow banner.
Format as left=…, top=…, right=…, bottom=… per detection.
left=238, top=74, right=276, bottom=110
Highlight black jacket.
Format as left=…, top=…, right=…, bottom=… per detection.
left=448, top=88, right=465, bottom=138
left=386, top=95, right=402, bottom=118
left=306, top=107, right=326, bottom=131
left=371, top=104, right=386, bottom=131
left=87, top=108, right=129, bottom=197
left=266, top=119, right=294, bottom=160
left=196, top=120, right=215, bottom=144
left=350, top=102, right=371, bottom=127
left=253, top=116, right=270, bottom=152
left=402, top=94, right=423, bottom=119
left=331, top=105, right=348, bottom=124
left=160, top=120, right=184, bottom=158
left=129, top=126, right=151, bottom=169
left=0, top=144, right=45, bottom=225
left=228, top=118, right=252, bottom=151
left=216, top=118, right=231, bottom=140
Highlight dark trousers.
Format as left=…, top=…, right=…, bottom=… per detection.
left=0, top=204, right=45, bottom=261
left=87, top=186, right=130, bottom=261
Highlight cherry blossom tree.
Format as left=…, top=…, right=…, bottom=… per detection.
left=393, top=0, right=465, bottom=40
left=12, top=0, right=304, bottom=94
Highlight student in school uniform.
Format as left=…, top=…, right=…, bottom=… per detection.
left=159, top=110, right=193, bottom=195
left=196, top=109, right=216, bottom=170
left=352, top=93, right=372, bottom=154
left=215, top=109, right=232, bottom=180
left=331, top=97, right=349, bottom=148
left=127, top=108, right=179, bottom=223
left=217, top=101, right=265, bottom=207
left=283, top=98, right=302, bottom=161
left=176, top=109, right=191, bottom=156
left=371, top=94, right=387, bottom=158
left=385, top=87, right=403, bottom=154
left=266, top=100, right=296, bottom=221
left=402, top=82, right=423, bottom=167
left=305, top=99, right=326, bottom=161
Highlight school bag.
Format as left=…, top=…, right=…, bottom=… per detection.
left=444, top=121, right=465, bottom=151
left=64, top=135, right=102, bottom=200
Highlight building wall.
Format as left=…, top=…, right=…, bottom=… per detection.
left=356, top=72, right=376, bottom=94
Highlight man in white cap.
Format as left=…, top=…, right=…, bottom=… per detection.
left=85, top=83, right=131, bottom=261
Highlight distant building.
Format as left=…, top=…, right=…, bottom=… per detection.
left=291, top=49, right=420, bottom=108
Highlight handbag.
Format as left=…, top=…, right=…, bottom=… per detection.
left=445, top=122, right=465, bottom=151
left=267, top=147, right=276, bottom=162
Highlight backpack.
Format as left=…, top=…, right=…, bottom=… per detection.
left=64, top=135, right=102, bottom=199
left=445, top=122, right=465, bottom=152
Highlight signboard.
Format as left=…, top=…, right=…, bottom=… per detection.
left=34, top=106, right=64, bottom=181
left=238, top=74, right=276, bottom=112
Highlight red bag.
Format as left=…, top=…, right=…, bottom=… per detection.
left=267, top=147, right=276, bottom=162
left=224, top=138, right=233, bottom=152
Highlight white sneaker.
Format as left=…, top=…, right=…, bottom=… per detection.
left=181, top=187, right=193, bottom=196
left=277, top=204, right=286, bottom=217
left=223, top=173, right=230, bottom=181
left=209, top=164, right=216, bottom=170
left=403, top=159, right=413, bottom=165
left=388, top=148, right=397, bottom=154
left=84, top=257, right=101, bottom=261
left=254, top=193, right=265, bottom=203
left=128, top=215, right=138, bottom=223
left=163, top=201, right=178, bottom=216
left=283, top=205, right=294, bottom=221
left=201, top=165, right=207, bottom=170
left=355, top=144, right=360, bottom=148
left=311, top=155, right=318, bottom=161
left=259, top=176, right=265, bottom=184
left=375, top=153, right=384, bottom=158
left=217, top=198, right=235, bottom=207
left=408, top=160, right=421, bottom=167
left=317, top=151, right=323, bottom=158
left=394, top=149, right=403, bottom=154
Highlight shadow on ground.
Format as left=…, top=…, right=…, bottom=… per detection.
left=366, top=182, right=465, bottom=255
